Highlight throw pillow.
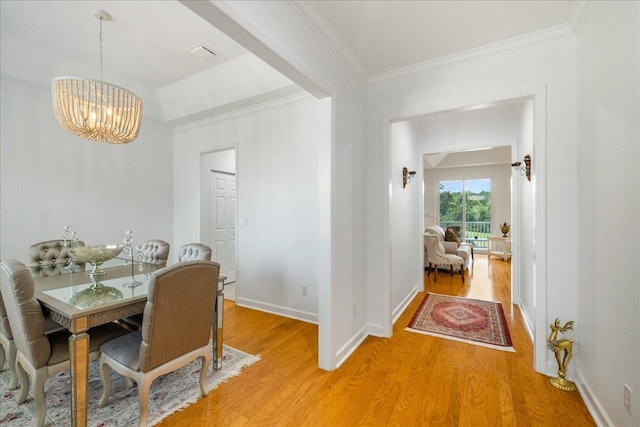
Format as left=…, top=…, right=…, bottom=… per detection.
left=444, top=228, right=460, bottom=246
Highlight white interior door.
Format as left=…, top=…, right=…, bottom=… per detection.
left=210, top=171, right=236, bottom=283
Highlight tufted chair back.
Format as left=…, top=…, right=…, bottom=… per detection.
left=140, top=261, right=219, bottom=372
left=139, top=240, right=170, bottom=266
left=178, top=243, right=212, bottom=262
left=28, top=240, right=85, bottom=277
left=0, top=260, right=51, bottom=369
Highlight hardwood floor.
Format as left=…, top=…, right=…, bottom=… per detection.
left=163, top=255, right=594, bottom=426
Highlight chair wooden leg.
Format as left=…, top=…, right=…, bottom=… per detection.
left=33, top=367, right=48, bottom=427
left=427, top=263, right=431, bottom=277
left=434, top=266, right=437, bottom=282
left=461, top=267, right=465, bottom=284
left=138, top=376, right=152, bottom=427
left=450, top=265, right=454, bottom=276
left=16, top=359, right=29, bottom=404
left=98, top=354, right=112, bottom=408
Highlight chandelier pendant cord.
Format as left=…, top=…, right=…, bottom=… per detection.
left=99, top=16, right=103, bottom=81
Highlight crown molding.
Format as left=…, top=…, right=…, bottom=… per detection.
left=288, top=1, right=369, bottom=86
left=172, top=90, right=315, bottom=133
left=369, top=23, right=575, bottom=87
left=567, top=1, right=595, bottom=36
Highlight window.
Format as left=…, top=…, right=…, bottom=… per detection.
left=439, top=179, right=491, bottom=248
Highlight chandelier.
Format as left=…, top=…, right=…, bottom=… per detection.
left=52, top=10, right=142, bottom=144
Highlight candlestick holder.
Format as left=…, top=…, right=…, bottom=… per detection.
left=122, top=230, right=144, bottom=288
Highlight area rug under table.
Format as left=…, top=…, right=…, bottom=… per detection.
left=0, top=345, right=260, bottom=426
left=406, top=293, right=514, bottom=352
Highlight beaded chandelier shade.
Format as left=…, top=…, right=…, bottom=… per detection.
left=52, top=10, right=142, bottom=144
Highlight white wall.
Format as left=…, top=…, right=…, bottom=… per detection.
left=514, top=100, right=535, bottom=339
left=576, top=1, right=639, bottom=425
left=173, top=95, right=329, bottom=323
left=0, top=79, right=174, bottom=263
left=367, top=38, right=577, bottom=372
left=188, top=1, right=369, bottom=370
left=390, top=121, right=420, bottom=320
left=423, top=164, right=511, bottom=241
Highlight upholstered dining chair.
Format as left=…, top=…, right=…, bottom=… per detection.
left=28, top=239, right=86, bottom=277
left=138, top=239, right=170, bottom=266
left=178, top=243, right=212, bottom=262
left=0, top=260, right=129, bottom=427
left=98, top=261, right=220, bottom=427
left=424, top=233, right=465, bottom=283
left=0, top=288, right=65, bottom=393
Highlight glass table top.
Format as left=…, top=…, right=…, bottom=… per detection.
left=42, top=272, right=151, bottom=310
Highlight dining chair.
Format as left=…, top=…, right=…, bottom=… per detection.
left=178, top=243, right=212, bottom=262
left=28, top=239, right=86, bottom=277
left=1, top=268, right=71, bottom=394
left=138, top=239, right=170, bottom=266
left=0, top=259, right=130, bottom=427
left=98, top=260, right=220, bottom=427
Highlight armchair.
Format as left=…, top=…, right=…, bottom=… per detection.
left=424, top=225, right=473, bottom=271
left=424, top=234, right=465, bottom=283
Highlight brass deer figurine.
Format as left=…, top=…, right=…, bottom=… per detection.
left=547, top=318, right=577, bottom=391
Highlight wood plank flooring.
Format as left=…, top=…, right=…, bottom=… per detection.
left=162, top=255, right=595, bottom=426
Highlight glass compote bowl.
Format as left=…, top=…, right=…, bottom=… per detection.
left=70, top=244, right=123, bottom=277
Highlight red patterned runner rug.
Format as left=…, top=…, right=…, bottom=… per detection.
left=406, top=293, right=515, bottom=352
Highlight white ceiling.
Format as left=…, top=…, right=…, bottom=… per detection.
left=0, top=1, right=248, bottom=90
left=310, top=0, right=577, bottom=77
left=1, top=1, right=579, bottom=118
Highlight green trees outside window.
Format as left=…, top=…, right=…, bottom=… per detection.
left=439, top=179, right=491, bottom=244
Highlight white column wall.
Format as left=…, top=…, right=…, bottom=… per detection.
left=515, top=100, right=535, bottom=338
left=173, top=96, right=329, bottom=323
left=390, top=121, right=420, bottom=320
left=367, top=39, right=577, bottom=370
left=576, top=1, right=639, bottom=425
left=0, top=79, right=174, bottom=262
left=193, top=1, right=368, bottom=369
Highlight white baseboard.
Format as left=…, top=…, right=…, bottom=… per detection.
left=235, top=297, right=318, bottom=324
left=335, top=324, right=369, bottom=368
left=576, top=370, right=614, bottom=427
left=393, top=287, right=419, bottom=325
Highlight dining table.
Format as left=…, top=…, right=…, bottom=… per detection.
left=31, top=258, right=226, bottom=427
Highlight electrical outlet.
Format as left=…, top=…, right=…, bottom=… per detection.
left=624, top=384, right=632, bottom=413
left=301, top=286, right=307, bottom=296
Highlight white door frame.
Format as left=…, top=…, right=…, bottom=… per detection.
left=384, top=86, right=548, bottom=373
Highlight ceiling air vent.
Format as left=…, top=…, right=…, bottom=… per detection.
left=189, top=44, right=217, bottom=61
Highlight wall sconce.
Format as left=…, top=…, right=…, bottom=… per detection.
left=402, top=167, right=416, bottom=188
left=511, top=154, right=531, bottom=181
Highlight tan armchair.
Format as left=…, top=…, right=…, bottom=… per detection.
left=178, top=243, right=212, bottom=262
left=424, top=234, right=465, bottom=283
left=28, top=239, right=86, bottom=277
left=138, top=239, right=170, bottom=266
left=98, top=260, right=220, bottom=427
left=0, top=260, right=129, bottom=427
